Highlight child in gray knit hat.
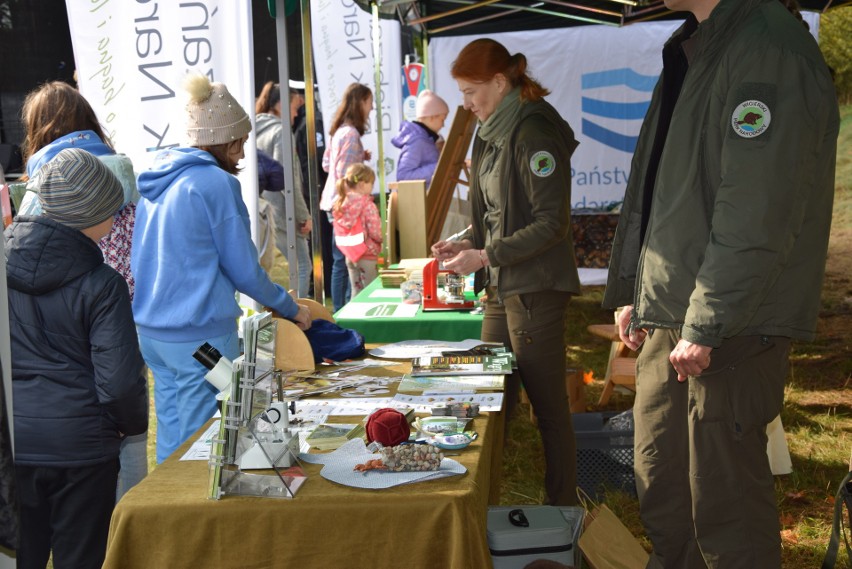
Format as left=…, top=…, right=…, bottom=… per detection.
left=35, top=147, right=124, bottom=237
left=5, top=146, right=148, bottom=568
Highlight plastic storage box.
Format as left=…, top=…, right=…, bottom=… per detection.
left=573, top=412, right=636, bottom=499
left=487, top=505, right=584, bottom=569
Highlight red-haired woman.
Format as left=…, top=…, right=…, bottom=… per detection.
left=320, top=83, right=373, bottom=312
left=432, top=38, right=581, bottom=506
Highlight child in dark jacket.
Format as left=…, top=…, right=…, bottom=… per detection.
left=5, top=148, right=148, bottom=569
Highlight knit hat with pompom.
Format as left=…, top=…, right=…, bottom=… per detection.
left=183, top=73, right=252, bottom=147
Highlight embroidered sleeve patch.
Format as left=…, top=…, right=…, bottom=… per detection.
left=529, top=150, right=556, bottom=177
left=731, top=100, right=771, bottom=138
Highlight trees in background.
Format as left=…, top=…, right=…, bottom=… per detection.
left=821, top=6, right=852, bottom=103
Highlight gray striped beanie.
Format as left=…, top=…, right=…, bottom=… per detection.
left=36, top=148, right=123, bottom=230
left=183, top=73, right=252, bottom=147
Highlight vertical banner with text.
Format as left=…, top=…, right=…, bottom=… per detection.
left=310, top=0, right=402, bottom=184
left=65, top=0, right=259, bottom=235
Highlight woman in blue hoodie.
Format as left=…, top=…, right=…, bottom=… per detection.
left=132, top=74, right=311, bottom=463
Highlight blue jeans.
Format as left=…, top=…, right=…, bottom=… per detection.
left=140, top=330, right=239, bottom=463
left=328, top=212, right=351, bottom=312
left=116, top=432, right=148, bottom=501
left=295, top=237, right=312, bottom=298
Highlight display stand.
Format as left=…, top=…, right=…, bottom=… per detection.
left=207, top=313, right=303, bottom=499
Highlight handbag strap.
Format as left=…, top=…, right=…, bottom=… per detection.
left=822, top=469, right=852, bottom=569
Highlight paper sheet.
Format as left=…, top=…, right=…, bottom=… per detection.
left=180, top=420, right=221, bottom=461
left=298, top=439, right=466, bottom=489
left=335, top=302, right=420, bottom=319
left=369, top=339, right=502, bottom=359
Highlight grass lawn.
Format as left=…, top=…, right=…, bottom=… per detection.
left=139, top=104, right=852, bottom=568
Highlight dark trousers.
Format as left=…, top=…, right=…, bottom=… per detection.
left=16, top=459, right=119, bottom=569
left=319, top=211, right=334, bottom=299
left=634, top=330, right=790, bottom=569
left=481, top=288, right=577, bottom=506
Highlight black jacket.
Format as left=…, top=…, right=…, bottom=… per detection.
left=5, top=216, right=147, bottom=467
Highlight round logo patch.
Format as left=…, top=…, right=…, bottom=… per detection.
left=731, top=100, right=771, bottom=138
left=530, top=151, right=556, bottom=177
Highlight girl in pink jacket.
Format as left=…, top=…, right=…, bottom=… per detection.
left=332, top=164, right=382, bottom=296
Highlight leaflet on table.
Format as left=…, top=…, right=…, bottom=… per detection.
left=397, top=374, right=505, bottom=393
left=290, top=393, right=503, bottom=415
left=368, top=339, right=504, bottom=360
left=180, top=419, right=221, bottom=461
left=281, top=373, right=378, bottom=398
left=392, top=392, right=503, bottom=413
left=305, top=422, right=366, bottom=450
left=410, top=354, right=514, bottom=376
left=335, top=301, right=420, bottom=319
left=368, top=288, right=404, bottom=299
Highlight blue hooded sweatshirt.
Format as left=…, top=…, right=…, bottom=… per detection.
left=26, top=130, right=113, bottom=177
left=132, top=147, right=298, bottom=342
left=18, top=130, right=142, bottom=216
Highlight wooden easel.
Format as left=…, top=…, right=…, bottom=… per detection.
left=425, top=107, right=476, bottom=247
left=386, top=107, right=477, bottom=262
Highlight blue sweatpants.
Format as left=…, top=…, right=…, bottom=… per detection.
left=139, top=330, right=239, bottom=463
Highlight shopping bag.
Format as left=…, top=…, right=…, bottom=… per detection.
left=821, top=450, right=852, bottom=569
left=579, top=504, right=648, bottom=569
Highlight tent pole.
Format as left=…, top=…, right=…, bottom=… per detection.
left=300, top=0, right=324, bottom=304
left=372, top=1, right=389, bottom=264
left=274, top=0, right=299, bottom=295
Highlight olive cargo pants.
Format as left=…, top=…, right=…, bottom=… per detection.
left=634, top=329, right=790, bottom=569
left=481, top=288, right=577, bottom=506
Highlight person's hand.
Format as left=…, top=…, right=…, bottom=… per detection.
left=617, top=305, right=646, bottom=351
left=300, top=219, right=312, bottom=236
left=669, top=339, right=712, bottom=382
left=431, top=238, right=472, bottom=261
left=443, top=248, right=487, bottom=275
left=363, top=149, right=372, bottom=161
left=435, top=137, right=445, bottom=153
left=293, top=304, right=312, bottom=331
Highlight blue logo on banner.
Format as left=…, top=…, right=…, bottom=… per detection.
left=581, top=68, right=657, bottom=153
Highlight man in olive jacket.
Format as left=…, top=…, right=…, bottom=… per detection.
left=602, top=0, right=839, bottom=567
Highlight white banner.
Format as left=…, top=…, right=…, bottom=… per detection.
left=65, top=0, right=259, bottom=231
left=429, top=16, right=818, bottom=209
left=311, top=0, right=402, bottom=183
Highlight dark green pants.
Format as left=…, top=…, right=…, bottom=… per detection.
left=635, top=329, right=790, bottom=569
left=481, top=288, right=577, bottom=506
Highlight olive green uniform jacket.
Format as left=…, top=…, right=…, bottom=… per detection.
left=603, top=0, right=839, bottom=348
left=469, top=99, right=581, bottom=300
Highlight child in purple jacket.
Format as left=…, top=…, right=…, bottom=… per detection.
left=391, top=90, right=449, bottom=187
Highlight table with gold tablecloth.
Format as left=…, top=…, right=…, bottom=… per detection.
left=103, top=362, right=504, bottom=569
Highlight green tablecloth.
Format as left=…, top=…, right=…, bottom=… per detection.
left=334, top=277, right=483, bottom=343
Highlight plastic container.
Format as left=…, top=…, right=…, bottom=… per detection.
left=573, top=412, right=636, bottom=499
left=487, top=505, right=584, bottom=568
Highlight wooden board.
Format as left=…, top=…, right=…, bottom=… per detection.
left=425, top=107, right=476, bottom=247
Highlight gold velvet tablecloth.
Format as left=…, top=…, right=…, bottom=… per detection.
left=103, top=374, right=503, bottom=569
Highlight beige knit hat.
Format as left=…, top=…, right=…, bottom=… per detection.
left=415, top=90, right=449, bottom=119
left=183, top=73, right=252, bottom=147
